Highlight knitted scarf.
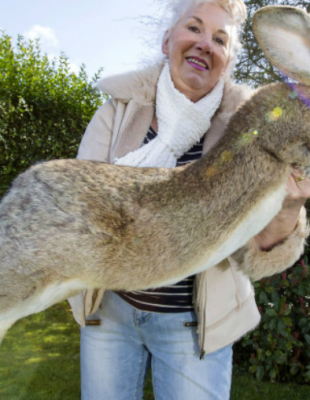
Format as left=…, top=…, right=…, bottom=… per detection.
left=114, top=62, right=224, bottom=168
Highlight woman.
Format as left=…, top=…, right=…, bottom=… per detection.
left=69, top=0, right=310, bottom=398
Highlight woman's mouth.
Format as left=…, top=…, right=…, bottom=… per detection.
left=186, top=57, right=209, bottom=71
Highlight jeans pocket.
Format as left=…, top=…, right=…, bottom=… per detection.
left=183, top=321, right=198, bottom=328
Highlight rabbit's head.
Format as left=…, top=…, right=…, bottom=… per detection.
left=249, top=6, right=310, bottom=174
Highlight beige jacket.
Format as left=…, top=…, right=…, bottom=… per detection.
left=69, top=64, right=309, bottom=354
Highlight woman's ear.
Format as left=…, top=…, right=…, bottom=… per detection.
left=161, top=30, right=170, bottom=55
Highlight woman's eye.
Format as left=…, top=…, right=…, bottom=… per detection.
left=188, top=25, right=200, bottom=33
left=214, top=37, right=225, bottom=45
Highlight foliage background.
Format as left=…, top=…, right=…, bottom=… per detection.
left=0, top=0, right=310, bottom=387
left=0, top=32, right=105, bottom=198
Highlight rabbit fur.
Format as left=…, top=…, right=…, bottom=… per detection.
left=1, top=6, right=310, bottom=343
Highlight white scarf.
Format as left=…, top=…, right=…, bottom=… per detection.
left=114, top=63, right=224, bottom=168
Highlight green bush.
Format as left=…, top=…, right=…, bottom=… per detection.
left=0, top=32, right=106, bottom=198
left=234, top=255, right=310, bottom=384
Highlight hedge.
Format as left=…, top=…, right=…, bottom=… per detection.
left=0, top=32, right=105, bottom=198
left=234, top=255, right=310, bottom=384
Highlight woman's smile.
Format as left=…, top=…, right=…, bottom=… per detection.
left=186, top=56, right=209, bottom=70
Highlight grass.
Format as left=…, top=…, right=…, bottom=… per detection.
left=1, top=302, right=309, bottom=399
left=0, top=303, right=80, bottom=400
left=143, top=370, right=310, bottom=400
left=230, top=373, right=310, bottom=400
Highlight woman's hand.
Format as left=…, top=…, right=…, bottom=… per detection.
left=255, top=167, right=310, bottom=251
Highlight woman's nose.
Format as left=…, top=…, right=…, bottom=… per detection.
left=195, top=35, right=213, bottom=53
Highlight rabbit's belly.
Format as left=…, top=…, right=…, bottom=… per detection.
left=181, top=182, right=288, bottom=279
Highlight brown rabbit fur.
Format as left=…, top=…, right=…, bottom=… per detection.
left=1, top=6, right=310, bottom=343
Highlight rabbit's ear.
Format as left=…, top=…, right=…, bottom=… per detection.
left=253, top=6, right=310, bottom=85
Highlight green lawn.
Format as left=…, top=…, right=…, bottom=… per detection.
left=1, top=302, right=309, bottom=400
left=0, top=303, right=80, bottom=400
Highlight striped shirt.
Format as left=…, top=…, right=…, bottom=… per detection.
left=116, top=126, right=204, bottom=313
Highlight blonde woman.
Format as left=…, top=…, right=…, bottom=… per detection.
left=69, top=0, right=310, bottom=398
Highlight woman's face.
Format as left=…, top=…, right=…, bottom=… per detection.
left=162, top=2, right=232, bottom=102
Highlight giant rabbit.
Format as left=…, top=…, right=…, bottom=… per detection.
left=1, top=6, right=310, bottom=344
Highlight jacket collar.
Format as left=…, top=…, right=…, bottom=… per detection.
left=96, top=63, right=164, bottom=105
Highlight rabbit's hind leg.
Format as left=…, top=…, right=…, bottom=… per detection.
left=0, top=318, right=15, bottom=345
left=0, top=279, right=86, bottom=346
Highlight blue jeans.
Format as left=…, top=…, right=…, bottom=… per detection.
left=80, top=290, right=232, bottom=400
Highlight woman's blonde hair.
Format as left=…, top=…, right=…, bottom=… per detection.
left=168, top=0, right=246, bottom=27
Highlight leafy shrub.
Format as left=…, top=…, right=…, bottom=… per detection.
left=0, top=32, right=106, bottom=198
left=234, top=255, right=310, bottom=384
